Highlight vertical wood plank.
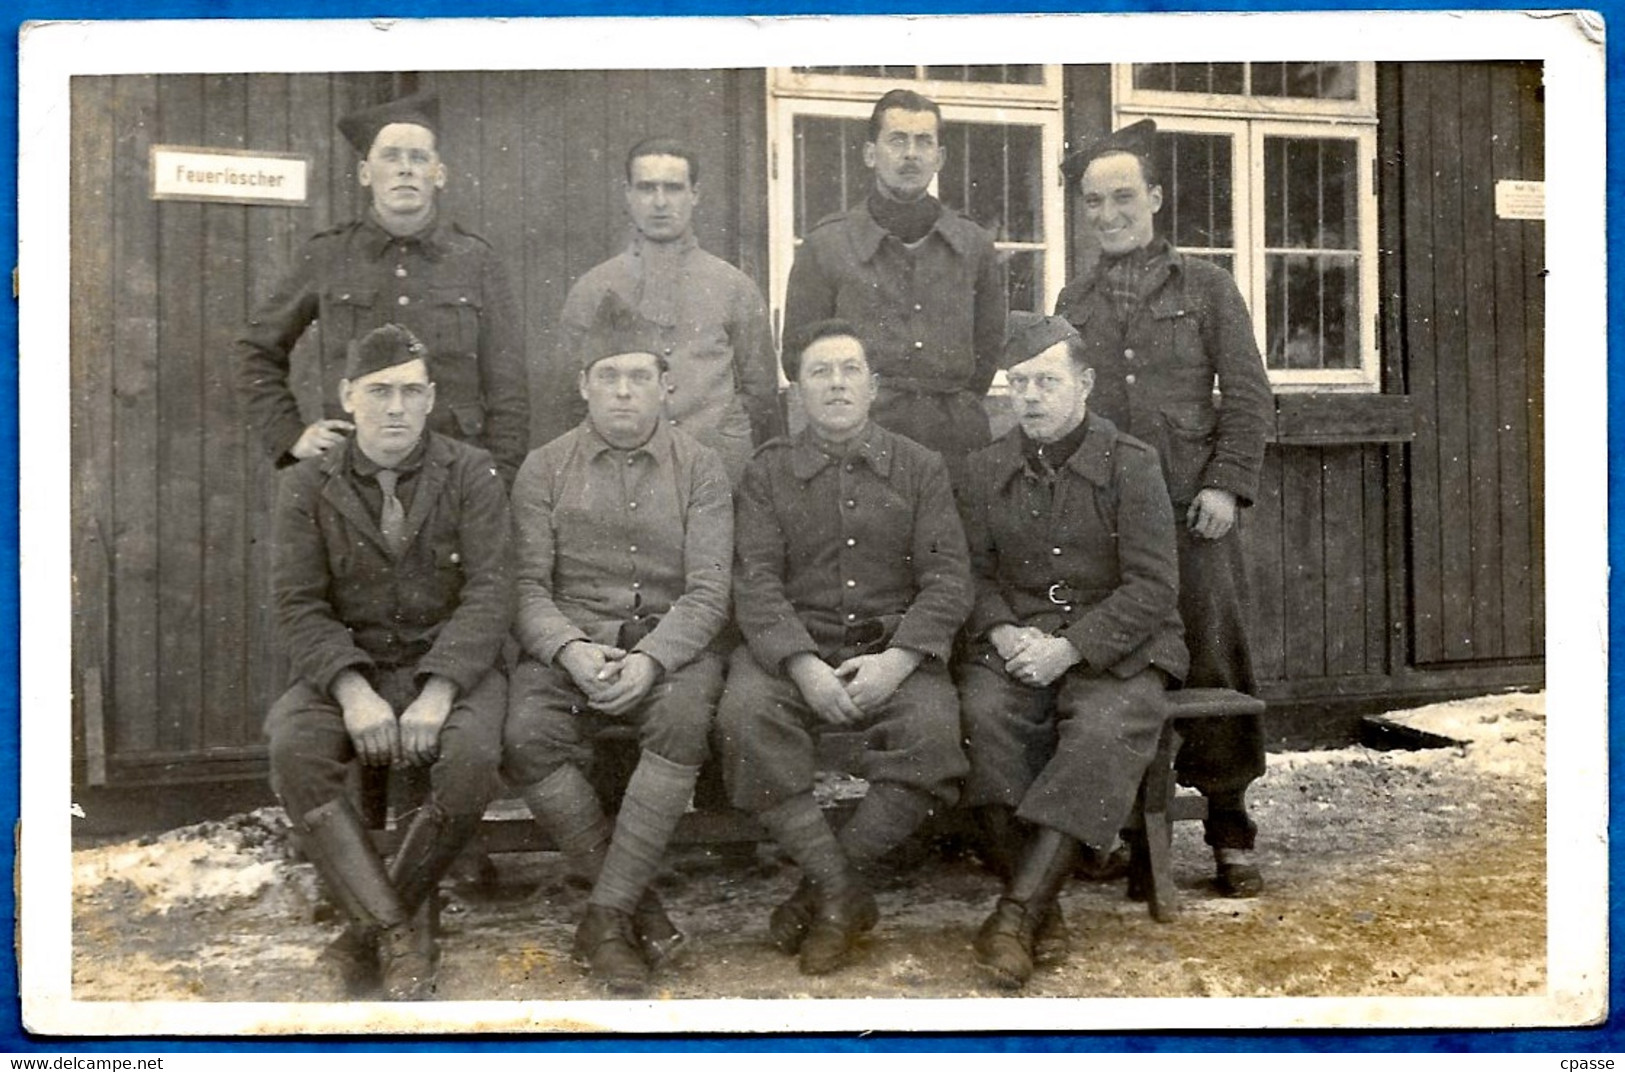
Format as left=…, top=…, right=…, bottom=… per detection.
left=1519, top=63, right=1546, bottom=656
left=478, top=70, right=531, bottom=444
left=432, top=71, right=485, bottom=236
left=1244, top=446, right=1286, bottom=684
left=1320, top=447, right=1366, bottom=675
left=200, top=74, right=251, bottom=748
left=154, top=75, right=207, bottom=753
left=110, top=75, right=162, bottom=755
left=1363, top=445, right=1390, bottom=674
left=286, top=74, right=336, bottom=423
left=1401, top=64, right=1443, bottom=665
left=244, top=73, right=294, bottom=732
left=1488, top=62, right=1534, bottom=659
left=1426, top=64, right=1476, bottom=663
left=562, top=71, right=612, bottom=320
left=71, top=75, right=118, bottom=770
left=1281, top=447, right=1327, bottom=679
left=1458, top=63, right=1504, bottom=661
left=732, top=69, right=771, bottom=294
left=523, top=70, right=571, bottom=447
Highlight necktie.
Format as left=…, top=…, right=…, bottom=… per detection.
left=377, top=469, right=406, bottom=553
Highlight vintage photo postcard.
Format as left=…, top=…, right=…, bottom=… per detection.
left=17, top=10, right=1608, bottom=1036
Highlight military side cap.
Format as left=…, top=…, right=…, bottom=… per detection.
left=578, top=291, right=663, bottom=372
left=1001, top=311, right=1080, bottom=370
left=338, top=91, right=441, bottom=155
left=1060, top=117, right=1158, bottom=184
left=345, top=323, right=427, bottom=380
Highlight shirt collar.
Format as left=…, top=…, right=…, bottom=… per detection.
left=848, top=197, right=976, bottom=262
left=348, top=435, right=428, bottom=479
left=996, top=412, right=1115, bottom=490
left=579, top=417, right=673, bottom=464
left=358, top=209, right=448, bottom=262
left=1090, top=236, right=1181, bottom=287
left=789, top=420, right=894, bottom=481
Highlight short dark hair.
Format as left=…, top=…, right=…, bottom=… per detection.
left=782, top=318, right=868, bottom=381
left=867, top=89, right=943, bottom=143
left=624, top=137, right=700, bottom=186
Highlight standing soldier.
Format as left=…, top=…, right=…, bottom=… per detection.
left=503, top=293, right=734, bottom=995
left=718, top=319, right=972, bottom=977
left=544, top=137, right=780, bottom=483
left=782, top=89, right=1006, bottom=485
left=237, top=91, right=530, bottom=486
left=1054, top=120, right=1275, bottom=896
left=267, top=324, right=514, bottom=1001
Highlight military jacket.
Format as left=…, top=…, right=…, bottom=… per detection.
left=273, top=433, right=515, bottom=699
left=237, top=213, right=530, bottom=484
left=959, top=413, right=1189, bottom=680
left=1054, top=242, right=1272, bottom=507
left=733, top=422, right=972, bottom=672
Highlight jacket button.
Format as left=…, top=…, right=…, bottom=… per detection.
left=397, top=295, right=411, bottom=306
left=913, top=340, right=924, bottom=350
left=845, top=499, right=856, bottom=509
left=1125, top=373, right=1136, bottom=385
left=1124, top=348, right=1134, bottom=360
left=629, top=545, right=638, bottom=553
left=1051, top=547, right=1063, bottom=556
left=628, top=501, right=638, bottom=510
left=845, top=579, right=857, bottom=588
left=846, top=537, right=856, bottom=547
left=395, top=266, right=407, bottom=278
left=847, top=612, right=857, bottom=622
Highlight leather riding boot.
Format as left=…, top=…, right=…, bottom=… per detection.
left=300, top=798, right=409, bottom=930
left=974, top=826, right=1081, bottom=989
left=973, top=804, right=1022, bottom=882
left=574, top=903, right=650, bottom=995
left=378, top=800, right=480, bottom=1001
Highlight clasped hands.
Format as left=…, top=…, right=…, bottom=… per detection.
left=558, top=640, right=663, bottom=718
left=335, top=670, right=456, bottom=767
left=787, top=648, right=923, bottom=727
left=988, top=623, right=1082, bottom=689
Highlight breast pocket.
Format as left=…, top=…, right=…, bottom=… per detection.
left=1147, top=303, right=1209, bottom=371
left=322, top=287, right=380, bottom=349
left=430, top=286, right=483, bottom=354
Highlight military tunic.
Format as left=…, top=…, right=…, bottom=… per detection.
left=237, top=213, right=530, bottom=484
left=266, top=433, right=515, bottom=822
left=782, top=200, right=1006, bottom=482
left=719, top=422, right=972, bottom=811
left=1055, top=241, right=1273, bottom=846
left=956, top=413, right=1188, bottom=850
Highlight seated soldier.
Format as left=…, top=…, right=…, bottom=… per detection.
left=267, top=323, right=514, bottom=1001
left=503, top=292, right=734, bottom=995
left=718, top=319, right=972, bottom=976
left=956, top=312, right=1190, bottom=989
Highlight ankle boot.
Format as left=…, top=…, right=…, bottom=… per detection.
left=798, top=876, right=879, bottom=976
left=768, top=878, right=815, bottom=955
left=574, top=903, right=650, bottom=995
left=973, top=826, right=1080, bottom=989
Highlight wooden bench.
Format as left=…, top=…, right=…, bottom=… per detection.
left=1127, top=686, right=1269, bottom=923
left=370, top=689, right=1267, bottom=919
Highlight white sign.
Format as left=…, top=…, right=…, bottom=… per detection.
left=1494, top=179, right=1545, bottom=220
left=150, top=145, right=309, bottom=206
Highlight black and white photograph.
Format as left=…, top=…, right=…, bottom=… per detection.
left=17, top=11, right=1607, bottom=1035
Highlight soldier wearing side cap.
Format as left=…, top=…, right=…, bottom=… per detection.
left=502, top=292, right=733, bottom=996
left=236, top=91, right=530, bottom=486
left=1054, top=119, right=1274, bottom=897
left=956, top=312, right=1188, bottom=990
left=717, top=318, right=972, bottom=978
left=266, top=323, right=515, bottom=1001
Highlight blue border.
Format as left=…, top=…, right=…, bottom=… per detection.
left=2, top=0, right=1617, bottom=1054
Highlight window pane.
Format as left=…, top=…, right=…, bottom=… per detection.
left=924, top=64, right=1044, bottom=85
left=1134, top=62, right=1245, bottom=95
left=792, top=115, right=871, bottom=239
left=793, top=65, right=917, bottom=79
left=1001, top=249, right=1045, bottom=314
left=940, top=121, right=1044, bottom=242
left=1251, top=62, right=1358, bottom=100
left=1265, top=253, right=1360, bottom=370
left=1155, top=131, right=1234, bottom=251
left=1263, top=136, right=1358, bottom=250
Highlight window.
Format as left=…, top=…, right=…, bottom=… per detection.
left=767, top=67, right=1067, bottom=369
left=1116, top=63, right=1380, bottom=391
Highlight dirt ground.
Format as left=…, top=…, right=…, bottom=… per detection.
left=70, top=692, right=1546, bottom=1006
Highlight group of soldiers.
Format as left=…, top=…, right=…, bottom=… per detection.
left=237, top=85, right=1273, bottom=1001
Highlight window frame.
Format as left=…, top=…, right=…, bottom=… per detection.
left=1115, top=62, right=1381, bottom=392
left=766, top=67, right=1068, bottom=378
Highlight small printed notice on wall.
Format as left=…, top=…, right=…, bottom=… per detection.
left=1494, top=180, right=1545, bottom=221
left=151, top=145, right=310, bottom=206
